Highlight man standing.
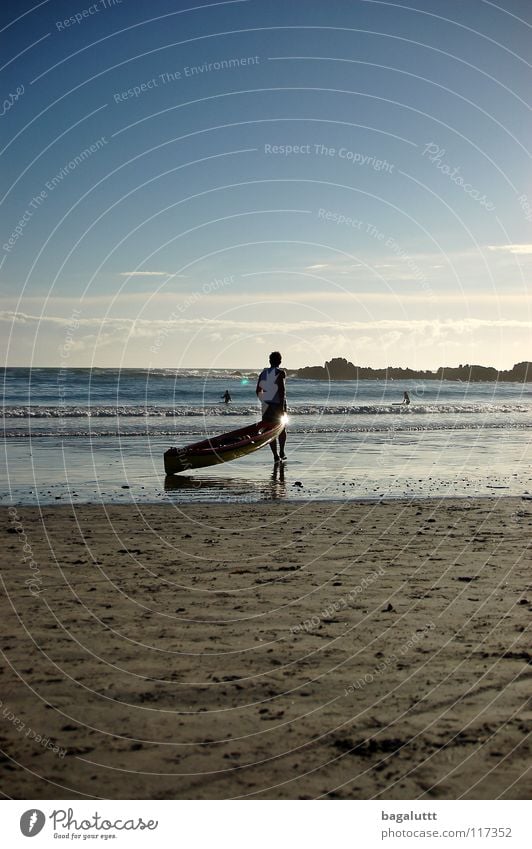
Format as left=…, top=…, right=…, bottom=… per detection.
left=256, top=351, right=287, bottom=462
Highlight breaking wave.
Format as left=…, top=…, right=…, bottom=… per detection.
left=2, top=402, right=531, bottom=418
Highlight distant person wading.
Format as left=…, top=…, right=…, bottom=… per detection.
left=256, top=351, right=287, bottom=462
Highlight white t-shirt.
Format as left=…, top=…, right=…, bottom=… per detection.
left=258, top=366, right=284, bottom=404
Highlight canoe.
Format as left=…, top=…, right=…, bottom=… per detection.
left=164, top=418, right=284, bottom=475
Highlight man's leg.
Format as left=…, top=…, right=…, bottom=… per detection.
left=269, top=438, right=280, bottom=461
left=279, top=428, right=286, bottom=459
left=263, top=404, right=281, bottom=461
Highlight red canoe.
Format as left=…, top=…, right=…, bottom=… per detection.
left=164, top=419, right=284, bottom=475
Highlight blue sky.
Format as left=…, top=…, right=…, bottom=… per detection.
left=1, top=0, right=531, bottom=368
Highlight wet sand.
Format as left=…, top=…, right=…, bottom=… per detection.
left=0, top=498, right=530, bottom=799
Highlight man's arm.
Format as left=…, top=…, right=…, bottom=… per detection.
left=255, top=376, right=263, bottom=398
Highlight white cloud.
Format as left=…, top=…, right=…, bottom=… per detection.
left=3, top=309, right=530, bottom=369
left=379, top=330, right=403, bottom=349
left=119, top=271, right=169, bottom=277
left=2, top=311, right=531, bottom=335
left=118, top=271, right=187, bottom=277
left=487, top=244, right=532, bottom=255
left=4, top=290, right=530, bottom=321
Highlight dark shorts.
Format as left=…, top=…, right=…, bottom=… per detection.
left=262, top=402, right=284, bottom=424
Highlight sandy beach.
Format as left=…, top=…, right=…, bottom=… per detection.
left=1, top=498, right=530, bottom=800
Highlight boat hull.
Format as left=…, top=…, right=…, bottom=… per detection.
left=164, top=419, right=284, bottom=475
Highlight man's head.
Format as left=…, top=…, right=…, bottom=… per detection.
left=269, top=351, right=282, bottom=367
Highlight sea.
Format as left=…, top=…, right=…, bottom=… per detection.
left=2, top=367, right=531, bottom=504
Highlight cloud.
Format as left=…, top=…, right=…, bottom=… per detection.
left=2, top=311, right=531, bottom=335
left=487, top=244, right=532, bottom=255
left=3, top=311, right=530, bottom=368
left=119, top=271, right=169, bottom=277
left=118, top=271, right=187, bottom=277
left=379, top=330, right=403, bottom=348
left=4, top=290, right=530, bottom=320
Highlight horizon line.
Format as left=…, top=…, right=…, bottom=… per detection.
left=2, top=361, right=530, bottom=372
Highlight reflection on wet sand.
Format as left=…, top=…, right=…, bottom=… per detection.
left=164, top=465, right=287, bottom=501
left=269, top=461, right=286, bottom=498
left=163, top=460, right=288, bottom=501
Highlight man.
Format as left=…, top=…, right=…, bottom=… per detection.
left=256, top=351, right=287, bottom=462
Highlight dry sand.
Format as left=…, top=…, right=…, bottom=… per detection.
left=0, top=498, right=530, bottom=800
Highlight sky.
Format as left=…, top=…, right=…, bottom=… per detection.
left=1, top=0, right=531, bottom=370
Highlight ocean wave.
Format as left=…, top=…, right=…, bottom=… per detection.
left=3, top=421, right=532, bottom=438
left=2, top=405, right=256, bottom=418
left=2, top=367, right=257, bottom=380
left=2, top=402, right=531, bottom=418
